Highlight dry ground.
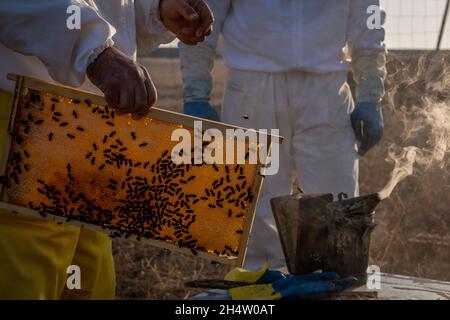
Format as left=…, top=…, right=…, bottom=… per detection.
left=113, top=52, right=450, bottom=299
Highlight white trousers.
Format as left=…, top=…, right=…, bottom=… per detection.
left=221, top=68, right=359, bottom=270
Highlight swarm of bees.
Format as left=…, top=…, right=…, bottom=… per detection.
left=2, top=89, right=259, bottom=260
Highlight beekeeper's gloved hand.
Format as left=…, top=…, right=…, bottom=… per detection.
left=179, top=43, right=219, bottom=121
left=351, top=75, right=385, bottom=156
left=351, top=102, right=384, bottom=156
left=184, top=101, right=220, bottom=121
left=182, top=78, right=219, bottom=121
left=87, top=47, right=157, bottom=119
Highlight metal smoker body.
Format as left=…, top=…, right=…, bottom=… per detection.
left=271, top=192, right=381, bottom=284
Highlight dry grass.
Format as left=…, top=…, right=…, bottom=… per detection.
left=113, top=240, right=229, bottom=299
left=113, top=52, right=450, bottom=299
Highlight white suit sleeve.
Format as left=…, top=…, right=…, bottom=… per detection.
left=179, top=0, right=231, bottom=103
left=135, top=0, right=175, bottom=55
left=347, top=0, right=387, bottom=103
left=0, top=0, right=116, bottom=87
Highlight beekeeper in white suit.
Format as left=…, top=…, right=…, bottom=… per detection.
left=179, top=0, right=386, bottom=269
left=0, top=0, right=213, bottom=299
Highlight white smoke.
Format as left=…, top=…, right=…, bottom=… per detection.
left=378, top=53, right=450, bottom=200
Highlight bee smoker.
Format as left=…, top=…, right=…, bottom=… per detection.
left=323, top=193, right=380, bottom=285
left=271, top=192, right=381, bottom=284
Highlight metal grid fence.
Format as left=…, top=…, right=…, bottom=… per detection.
left=381, top=0, right=450, bottom=49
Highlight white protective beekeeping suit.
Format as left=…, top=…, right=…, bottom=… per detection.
left=179, top=0, right=386, bottom=269
left=0, top=0, right=174, bottom=93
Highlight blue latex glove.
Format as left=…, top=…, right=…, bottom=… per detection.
left=184, top=101, right=220, bottom=121
left=257, top=269, right=289, bottom=284
left=271, top=272, right=357, bottom=299
left=229, top=271, right=357, bottom=300
left=258, top=269, right=356, bottom=298
left=350, top=102, right=384, bottom=156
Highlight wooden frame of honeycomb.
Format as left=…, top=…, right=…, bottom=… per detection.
left=0, top=74, right=281, bottom=266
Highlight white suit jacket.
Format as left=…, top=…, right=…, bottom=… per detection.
left=0, top=0, right=174, bottom=93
